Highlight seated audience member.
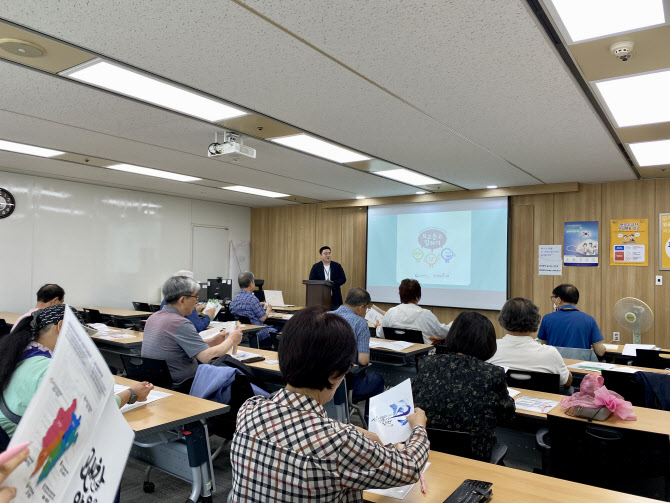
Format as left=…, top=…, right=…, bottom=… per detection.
left=0, top=305, right=154, bottom=439
left=488, top=298, right=573, bottom=387
left=231, top=307, right=429, bottom=501
left=159, top=270, right=215, bottom=332
left=377, top=278, right=451, bottom=344
left=229, top=271, right=277, bottom=349
left=12, top=284, right=65, bottom=329
left=330, top=287, right=384, bottom=401
left=142, top=276, right=242, bottom=388
left=537, top=284, right=605, bottom=357
left=414, top=312, right=515, bottom=462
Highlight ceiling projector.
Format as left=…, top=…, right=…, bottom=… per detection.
left=208, top=130, right=256, bottom=159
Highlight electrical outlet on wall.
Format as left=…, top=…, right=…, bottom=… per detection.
left=613, top=332, right=620, bottom=342
left=656, top=276, right=663, bottom=286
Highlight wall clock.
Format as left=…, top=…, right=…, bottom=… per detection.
left=0, top=188, right=16, bottom=219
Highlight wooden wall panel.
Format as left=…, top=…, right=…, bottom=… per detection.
left=601, top=180, right=657, bottom=344
left=552, top=183, right=602, bottom=327
left=251, top=180, right=668, bottom=347
left=654, top=178, right=670, bottom=350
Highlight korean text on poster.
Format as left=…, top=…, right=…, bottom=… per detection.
left=610, top=218, right=648, bottom=266
left=563, top=221, right=598, bottom=266
left=660, top=214, right=670, bottom=271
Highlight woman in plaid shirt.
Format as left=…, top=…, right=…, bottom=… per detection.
left=230, top=306, right=430, bottom=502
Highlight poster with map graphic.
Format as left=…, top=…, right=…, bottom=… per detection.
left=396, top=211, right=472, bottom=285
left=4, top=307, right=134, bottom=503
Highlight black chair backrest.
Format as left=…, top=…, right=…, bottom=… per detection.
left=132, top=302, right=151, bottom=312
left=547, top=414, right=670, bottom=500
left=382, top=327, right=424, bottom=344
left=505, top=369, right=561, bottom=393
left=253, top=290, right=266, bottom=303
left=83, top=308, right=103, bottom=324
left=120, top=355, right=174, bottom=389
left=149, top=304, right=160, bottom=312
left=425, top=427, right=473, bottom=459
left=236, top=315, right=252, bottom=325
left=634, top=349, right=670, bottom=370
left=0, top=319, right=10, bottom=337
left=601, top=369, right=646, bottom=407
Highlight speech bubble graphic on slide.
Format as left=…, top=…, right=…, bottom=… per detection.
left=418, top=228, right=447, bottom=250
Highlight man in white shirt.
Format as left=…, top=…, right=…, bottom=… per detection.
left=376, top=279, right=451, bottom=345
left=487, top=297, right=572, bottom=387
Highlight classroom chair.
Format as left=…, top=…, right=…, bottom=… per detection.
left=554, top=346, right=598, bottom=362
left=600, top=369, right=646, bottom=407
left=83, top=308, right=103, bottom=324
left=426, top=427, right=507, bottom=465
left=382, top=327, right=424, bottom=344
left=132, top=301, right=152, bottom=312
left=505, top=369, right=561, bottom=393
left=120, top=355, right=175, bottom=390
left=536, top=414, right=670, bottom=500
left=633, top=349, right=670, bottom=370
left=345, top=365, right=370, bottom=428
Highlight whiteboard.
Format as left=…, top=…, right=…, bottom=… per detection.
left=192, top=225, right=229, bottom=283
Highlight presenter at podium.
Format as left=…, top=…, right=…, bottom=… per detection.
left=309, top=245, right=346, bottom=309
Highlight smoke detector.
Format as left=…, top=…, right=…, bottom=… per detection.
left=610, top=41, right=634, bottom=62
left=0, top=38, right=45, bottom=58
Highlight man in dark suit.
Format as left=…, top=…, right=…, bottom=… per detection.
left=309, top=246, right=347, bottom=309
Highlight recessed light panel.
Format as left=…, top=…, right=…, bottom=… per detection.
left=0, top=139, right=64, bottom=158
left=107, top=163, right=201, bottom=182
left=270, top=134, right=371, bottom=163
left=222, top=185, right=289, bottom=198
left=595, top=71, right=670, bottom=127
left=487, top=185, right=498, bottom=189
left=376, top=169, right=441, bottom=186
left=62, top=60, right=247, bottom=122
left=549, top=0, right=665, bottom=42
left=629, top=139, right=670, bottom=166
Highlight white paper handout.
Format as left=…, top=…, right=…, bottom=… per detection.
left=508, top=388, right=521, bottom=398
left=365, top=305, right=386, bottom=326
left=369, top=379, right=414, bottom=445
left=366, top=462, right=430, bottom=500
left=205, top=299, right=223, bottom=319
left=622, top=344, right=658, bottom=357
left=113, top=383, right=171, bottom=413
left=609, top=366, right=640, bottom=374
left=369, top=340, right=414, bottom=351
left=567, top=362, right=616, bottom=372
left=603, top=344, right=620, bottom=351
left=263, top=290, right=295, bottom=307
left=229, top=350, right=265, bottom=362
left=4, top=306, right=135, bottom=503
left=514, top=396, right=559, bottom=414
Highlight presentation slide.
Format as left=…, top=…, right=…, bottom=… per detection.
left=367, top=197, right=508, bottom=310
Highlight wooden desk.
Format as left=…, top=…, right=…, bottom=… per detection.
left=0, top=311, right=21, bottom=324
left=81, top=306, right=153, bottom=318
left=114, top=375, right=228, bottom=435
left=604, top=344, right=670, bottom=355
left=369, top=337, right=433, bottom=358
left=363, top=450, right=656, bottom=503
left=92, top=327, right=144, bottom=347
left=511, top=388, right=564, bottom=419
left=271, top=305, right=303, bottom=313
left=235, top=347, right=281, bottom=375
left=564, top=358, right=670, bottom=375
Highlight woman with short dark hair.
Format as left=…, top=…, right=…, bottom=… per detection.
left=413, top=311, right=515, bottom=461
left=231, top=306, right=430, bottom=502
left=378, top=278, right=452, bottom=344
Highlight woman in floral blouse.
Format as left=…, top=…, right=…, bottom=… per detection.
left=413, top=311, right=515, bottom=461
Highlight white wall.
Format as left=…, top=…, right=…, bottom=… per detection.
left=0, top=170, right=250, bottom=313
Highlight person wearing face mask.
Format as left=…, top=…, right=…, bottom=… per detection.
left=0, top=305, right=154, bottom=442
left=537, top=284, right=605, bottom=357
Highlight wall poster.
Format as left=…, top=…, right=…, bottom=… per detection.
left=660, top=214, right=670, bottom=270
left=563, top=221, right=598, bottom=266
left=610, top=218, right=648, bottom=266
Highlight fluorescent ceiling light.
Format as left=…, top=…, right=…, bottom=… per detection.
left=376, top=168, right=441, bottom=186
left=222, top=185, right=289, bottom=198
left=415, top=191, right=427, bottom=195
left=0, top=139, right=64, bottom=158
left=486, top=185, right=498, bottom=189
left=595, top=71, right=670, bottom=127
left=355, top=196, right=367, bottom=200
left=270, top=134, right=371, bottom=163
left=61, top=60, right=247, bottom=122
left=549, top=0, right=665, bottom=42
left=629, top=139, right=670, bottom=167
left=107, top=163, right=201, bottom=182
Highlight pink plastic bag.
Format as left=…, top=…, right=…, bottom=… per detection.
left=560, top=374, right=636, bottom=420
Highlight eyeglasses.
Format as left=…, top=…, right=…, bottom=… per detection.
left=550, top=295, right=557, bottom=301
left=184, top=294, right=198, bottom=300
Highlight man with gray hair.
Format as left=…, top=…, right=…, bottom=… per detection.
left=229, top=271, right=277, bottom=349
left=159, top=270, right=215, bottom=332
left=143, top=275, right=242, bottom=389
left=330, top=287, right=384, bottom=406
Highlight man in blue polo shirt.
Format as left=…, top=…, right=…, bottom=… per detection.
left=537, top=284, right=605, bottom=357
left=230, top=271, right=277, bottom=349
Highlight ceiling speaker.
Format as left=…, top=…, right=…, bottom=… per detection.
left=0, top=38, right=45, bottom=58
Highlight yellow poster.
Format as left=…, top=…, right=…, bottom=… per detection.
left=610, top=218, right=648, bottom=266
left=661, top=214, right=670, bottom=270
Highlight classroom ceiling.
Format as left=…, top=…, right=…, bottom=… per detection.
left=0, top=0, right=645, bottom=208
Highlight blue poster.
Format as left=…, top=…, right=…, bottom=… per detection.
left=563, top=221, right=598, bottom=266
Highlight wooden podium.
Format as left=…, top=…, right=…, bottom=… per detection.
left=303, top=280, right=333, bottom=309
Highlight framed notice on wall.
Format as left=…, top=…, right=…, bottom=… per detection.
left=563, top=221, right=598, bottom=266
left=610, top=218, right=648, bottom=266
left=660, top=214, right=670, bottom=270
